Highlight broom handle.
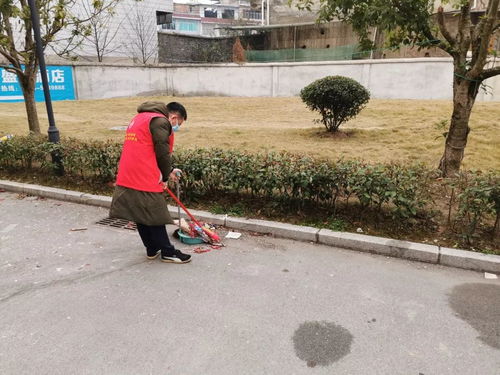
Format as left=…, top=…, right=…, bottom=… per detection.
left=164, top=187, right=204, bottom=229
left=176, top=181, right=181, bottom=231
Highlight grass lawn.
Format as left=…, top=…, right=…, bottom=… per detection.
left=1, top=96, right=499, bottom=171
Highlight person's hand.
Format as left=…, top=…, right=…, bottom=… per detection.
left=169, top=168, right=182, bottom=182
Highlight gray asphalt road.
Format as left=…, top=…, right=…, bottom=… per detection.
left=1, top=191, right=499, bottom=375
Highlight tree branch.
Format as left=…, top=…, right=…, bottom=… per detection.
left=468, top=0, right=500, bottom=78
left=42, top=1, right=70, bottom=48
left=437, top=6, right=457, bottom=47
left=480, top=65, right=500, bottom=80
left=0, top=45, right=17, bottom=66
left=423, top=28, right=456, bottom=57
left=0, top=62, right=23, bottom=75
left=474, top=0, right=495, bottom=34
left=65, top=0, right=118, bottom=25
left=18, top=0, right=34, bottom=56
left=2, top=9, right=21, bottom=63
left=48, top=33, right=82, bottom=57
left=457, top=1, right=472, bottom=56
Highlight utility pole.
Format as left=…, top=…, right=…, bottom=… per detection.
left=28, top=0, right=64, bottom=175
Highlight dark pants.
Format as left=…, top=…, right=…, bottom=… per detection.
left=136, top=224, right=176, bottom=256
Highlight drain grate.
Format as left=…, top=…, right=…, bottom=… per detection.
left=95, top=217, right=137, bottom=231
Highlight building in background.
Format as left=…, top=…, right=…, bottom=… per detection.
left=214, top=0, right=499, bottom=63
left=161, top=0, right=261, bottom=37
left=268, top=0, right=318, bottom=24
left=6, top=0, right=496, bottom=65
left=75, top=0, right=173, bottom=63
left=15, top=0, right=173, bottom=63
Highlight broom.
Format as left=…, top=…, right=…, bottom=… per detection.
left=164, top=186, right=221, bottom=244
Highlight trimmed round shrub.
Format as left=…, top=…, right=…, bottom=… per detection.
left=300, top=75, right=370, bottom=132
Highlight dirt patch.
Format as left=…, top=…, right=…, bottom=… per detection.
left=311, top=129, right=353, bottom=139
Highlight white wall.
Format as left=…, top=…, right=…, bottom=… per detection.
left=72, top=58, right=500, bottom=101
left=75, top=65, right=169, bottom=99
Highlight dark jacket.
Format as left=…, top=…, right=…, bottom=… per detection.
left=109, top=102, right=174, bottom=225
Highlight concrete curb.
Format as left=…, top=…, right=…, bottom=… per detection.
left=225, top=216, right=319, bottom=242
left=168, top=206, right=226, bottom=226
left=318, top=229, right=440, bottom=264
left=1, top=179, right=499, bottom=274
left=439, top=247, right=500, bottom=274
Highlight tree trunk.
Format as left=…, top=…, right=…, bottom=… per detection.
left=438, top=74, right=480, bottom=177
left=20, top=73, right=41, bottom=135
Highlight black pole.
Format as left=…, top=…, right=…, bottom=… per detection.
left=28, top=0, right=64, bottom=175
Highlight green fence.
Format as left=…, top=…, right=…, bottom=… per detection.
left=245, top=44, right=367, bottom=63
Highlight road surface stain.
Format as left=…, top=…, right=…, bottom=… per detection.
left=293, top=320, right=353, bottom=367
left=448, top=283, right=500, bottom=349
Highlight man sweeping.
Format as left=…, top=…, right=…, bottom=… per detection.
left=110, top=101, right=191, bottom=264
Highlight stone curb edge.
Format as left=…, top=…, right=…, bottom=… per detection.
left=2, top=179, right=499, bottom=274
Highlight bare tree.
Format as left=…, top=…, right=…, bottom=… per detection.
left=124, top=2, right=158, bottom=64
left=79, top=0, right=123, bottom=62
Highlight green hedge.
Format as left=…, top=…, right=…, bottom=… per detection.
left=174, top=148, right=432, bottom=221
left=444, top=172, right=500, bottom=244
left=0, top=135, right=56, bottom=170
left=1, top=136, right=498, bottom=243
left=0, top=136, right=121, bottom=183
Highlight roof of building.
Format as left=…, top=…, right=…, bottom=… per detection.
left=219, top=21, right=325, bottom=30
left=174, top=0, right=220, bottom=5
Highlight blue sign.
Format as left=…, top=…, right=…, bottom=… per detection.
left=0, top=65, right=75, bottom=103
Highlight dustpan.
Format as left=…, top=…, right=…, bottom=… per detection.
left=176, top=228, right=205, bottom=244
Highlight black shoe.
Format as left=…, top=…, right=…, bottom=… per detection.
left=161, top=250, right=192, bottom=264
left=146, top=249, right=161, bottom=260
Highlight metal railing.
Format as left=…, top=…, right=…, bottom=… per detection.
left=160, top=23, right=176, bottom=30
left=242, top=10, right=261, bottom=20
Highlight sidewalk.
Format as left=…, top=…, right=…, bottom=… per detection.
left=1, top=188, right=499, bottom=374
left=1, top=179, right=499, bottom=274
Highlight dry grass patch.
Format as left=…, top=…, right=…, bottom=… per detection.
left=0, top=96, right=498, bottom=170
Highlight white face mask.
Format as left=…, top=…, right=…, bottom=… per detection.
left=172, top=122, right=180, bottom=132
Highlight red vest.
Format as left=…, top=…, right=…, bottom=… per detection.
left=116, top=112, right=175, bottom=192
